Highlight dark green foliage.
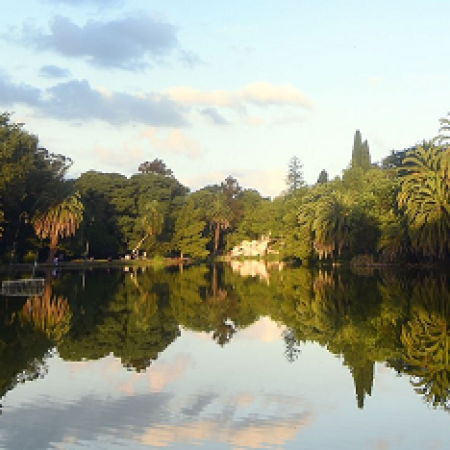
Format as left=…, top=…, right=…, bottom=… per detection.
left=172, top=201, right=209, bottom=259
left=74, top=170, right=189, bottom=257
left=138, top=158, right=174, bottom=177
left=351, top=130, right=371, bottom=171
left=316, top=169, right=329, bottom=184
left=0, top=114, right=76, bottom=261
left=397, top=141, right=450, bottom=260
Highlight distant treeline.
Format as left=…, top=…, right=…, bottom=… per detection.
left=0, top=111, right=449, bottom=264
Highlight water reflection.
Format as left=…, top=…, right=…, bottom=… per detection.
left=0, top=265, right=449, bottom=448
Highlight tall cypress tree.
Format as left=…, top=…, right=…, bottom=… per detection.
left=316, top=169, right=329, bottom=184
left=351, top=130, right=371, bottom=171
left=361, top=140, right=371, bottom=171
left=351, top=130, right=363, bottom=169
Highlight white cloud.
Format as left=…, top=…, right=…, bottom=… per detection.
left=237, top=168, right=286, bottom=198
left=244, top=115, right=265, bottom=127
left=166, top=81, right=313, bottom=112
left=182, top=167, right=285, bottom=198
left=92, top=143, right=145, bottom=174
left=90, top=128, right=204, bottom=175
left=242, top=81, right=313, bottom=108
left=140, top=128, right=204, bottom=159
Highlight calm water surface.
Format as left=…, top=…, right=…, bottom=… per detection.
left=0, top=263, right=449, bottom=449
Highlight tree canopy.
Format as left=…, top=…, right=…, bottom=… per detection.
left=1, top=113, right=449, bottom=265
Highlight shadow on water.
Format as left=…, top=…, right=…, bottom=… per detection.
left=0, top=263, right=449, bottom=411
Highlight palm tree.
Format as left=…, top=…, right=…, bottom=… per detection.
left=378, top=210, right=410, bottom=261
left=312, top=194, right=351, bottom=261
left=400, top=277, right=450, bottom=408
left=398, top=142, right=450, bottom=260
left=32, top=192, right=84, bottom=262
left=18, top=280, right=72, bottom=344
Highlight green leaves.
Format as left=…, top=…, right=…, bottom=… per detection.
left=351, top=130, right=371, bottom=171
left=32, top=191, right=84, bottom=260
left=398, top=142, right=450, bottom=259
left=172, top=201, right=209, bottom=259
left=312, top=193, right=351, bottom=260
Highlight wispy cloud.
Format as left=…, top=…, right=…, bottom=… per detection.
left=167, top=82, right=314, bottom=112
left=140, top=128, right=204, bottom=158
left=91, top=128, right=203, bottom=175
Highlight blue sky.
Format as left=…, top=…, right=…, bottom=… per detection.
left=1, top=0, right=449, bottom=196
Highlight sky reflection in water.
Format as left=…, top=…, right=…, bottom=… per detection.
left=0, top=265, right=449, bottom=449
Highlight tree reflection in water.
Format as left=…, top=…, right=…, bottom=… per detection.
left=0, top=265, right=448, bottom=411
left=399, top=276, right=450, bottom=409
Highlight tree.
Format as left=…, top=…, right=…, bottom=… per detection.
left=209, top=193, right=233, bottom=255
left=32, top=192, right=84, bottom=262
left=0, top=114, right=76, bottom=261
left=361, top=140, right=371, bottom=170
left=351, top=130, right=371, bottom=171
left=138, top=158, right=173, bottom=177
left=400, top=277, right=450, bottom=408
left=172, top=201, right=209, bottom=260
left=316, top=169, right=329, bottom=184
left=221, top=175, right=244, bottom=231
left=132, top=200, right=163, bottom=254
left=189, top=186, right=234, bottom=255
left=397, top=141, right=450, bottom=260
left=312, top=193, right=351, bottom=261
left=0, top=113, right=38, bottom=244
left=286, top=156, right=305, bottom=193
left=221, top=175, right=242, bottom=202
left=351, top=130, right=363, bottom=169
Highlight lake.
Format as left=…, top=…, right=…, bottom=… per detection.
left=0, top=262, right=449, bottom=449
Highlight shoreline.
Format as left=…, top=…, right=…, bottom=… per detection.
left=1, top=258, right=448, bottom=272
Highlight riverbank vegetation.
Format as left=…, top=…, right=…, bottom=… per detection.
left=1, top=111, right=449, bottom=265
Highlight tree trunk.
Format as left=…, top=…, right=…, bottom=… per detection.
left=47, top=234, right=59, bottom=264
left=214, top=224, right=221, bottom=255
left=133, top=234, right=149, bottom=253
